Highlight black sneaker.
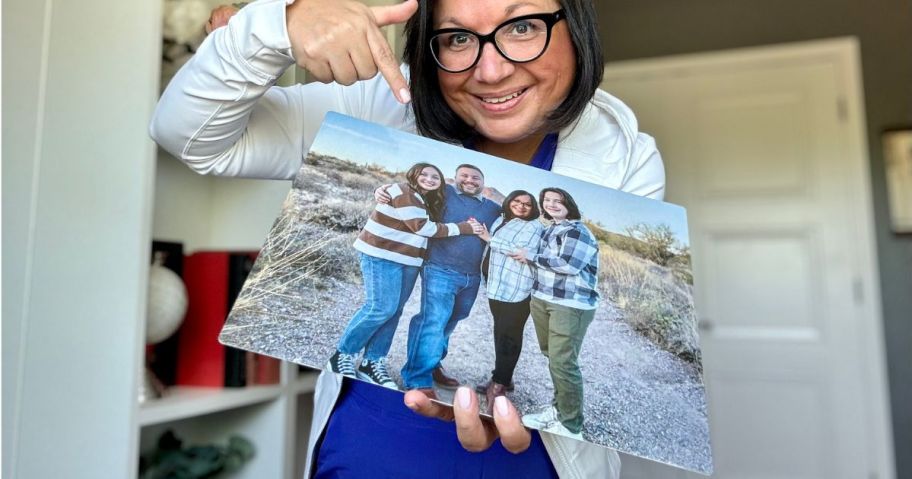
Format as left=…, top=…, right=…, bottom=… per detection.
left=326, top=350, right=357, bottom=377
left=357, top=358, right=398, bottom=390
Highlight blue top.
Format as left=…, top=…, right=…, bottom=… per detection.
left=316, top=379, right=559, bottom=479
left=529, top=133, right=558, bottom=171
left=426, top=185, right=501, bottom=274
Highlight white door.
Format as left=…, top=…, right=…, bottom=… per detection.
left=601, top=39, right=893, bottom=479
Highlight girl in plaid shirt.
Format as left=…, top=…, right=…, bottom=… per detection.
left=511, top=188, right=600, bottom=440
left=473, top=190, right=544, bottom=412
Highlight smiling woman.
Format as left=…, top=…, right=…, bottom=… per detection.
left=149, top=0, right=663, bottom=476
left=407, top=0, right=602, bottom=156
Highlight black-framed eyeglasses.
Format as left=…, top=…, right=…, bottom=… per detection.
left=429, top=10, right=566, bottom=73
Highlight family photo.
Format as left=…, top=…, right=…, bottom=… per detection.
left=220, top=113, right=711, bottom=474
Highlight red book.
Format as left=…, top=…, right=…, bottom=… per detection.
left=176, top=252, right=231, bottom=387
left=175, top=251, right=257, bottom=387
left=254, top=355, right=281, bottom=385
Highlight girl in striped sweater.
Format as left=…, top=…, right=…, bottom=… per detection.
left=327, top=162, right=479, bottom=389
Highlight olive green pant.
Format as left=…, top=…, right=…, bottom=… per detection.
left=530, top=296, right=595, bottom=434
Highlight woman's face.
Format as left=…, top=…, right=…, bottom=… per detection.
left=542, top=191, right=568, bottom=221
left=417, top=166, right=443, bottom=192
left=433, top=0, right=576, bottom=144
left=509, top=194, right=536, bottom=219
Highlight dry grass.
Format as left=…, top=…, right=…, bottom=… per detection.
left=600, top=247, right=701, bottom=367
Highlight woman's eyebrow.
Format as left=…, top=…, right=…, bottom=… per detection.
left=437, top=2, right=537, bottom=28
left=504, top=2, right=537, bottom=16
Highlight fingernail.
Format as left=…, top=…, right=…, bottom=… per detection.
left=456, top=387, right=471, bottom=410
left=494, top=396, right=509, bottom=417
left=399, top=87, right=411, bottom=103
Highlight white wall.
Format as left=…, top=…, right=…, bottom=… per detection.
left=152, top=152, right=291, bottom=252
left=2, top=0, right=160, bottom=476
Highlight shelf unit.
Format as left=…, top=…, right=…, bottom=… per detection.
left=139, top=45, right=320, bottom=479
left=136, top=365, right=320, bottom=479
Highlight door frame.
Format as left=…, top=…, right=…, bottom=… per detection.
left=602, top=37, right=895, bottom=479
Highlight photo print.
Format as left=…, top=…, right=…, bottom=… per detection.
left=220, top=112, right=712, bottom=474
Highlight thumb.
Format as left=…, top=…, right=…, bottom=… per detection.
left=371, top=0, right=419, bottom=27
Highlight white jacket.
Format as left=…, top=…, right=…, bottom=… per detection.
left=150, top=0, right=665, bottom=477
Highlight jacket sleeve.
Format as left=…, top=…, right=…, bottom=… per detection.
left=149, top=0, right=411, bottom=180
left=304, top=370, right=344, bottom=478
left=619, top=133, right=666, bottom=201
left=540, top=432, right=621, bottom=479
left=383, top=187, right=473, bottom=238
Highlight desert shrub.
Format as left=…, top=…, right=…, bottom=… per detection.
left=337, top=171, right=384, bottom=196
left=600, top=247, right=701, bottom=368
left=624, top=223, right=678, bottom=266
left=299, top=199, right=372, bottom=233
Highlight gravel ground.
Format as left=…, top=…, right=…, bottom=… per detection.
left=221, top=278, right=712, bottom=474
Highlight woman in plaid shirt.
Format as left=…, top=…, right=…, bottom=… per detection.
left=510, top=187, right=600, bottom=440
left=473, top=190, right=544, bottom=412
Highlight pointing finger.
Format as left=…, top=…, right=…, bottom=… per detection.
left=367, top=25, right=410, bottom=103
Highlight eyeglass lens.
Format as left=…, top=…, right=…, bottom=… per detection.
left=432, top=17, right=552, bottom=72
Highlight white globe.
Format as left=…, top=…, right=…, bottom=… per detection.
left=146, top=263, right=189, bottom=344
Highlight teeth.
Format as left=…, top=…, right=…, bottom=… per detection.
left=482, top=90, right=522, bottom=104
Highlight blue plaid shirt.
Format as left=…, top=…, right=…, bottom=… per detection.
left=485, top=217, right=544, bottom=302
left=530, top=220, right=600, bottom=309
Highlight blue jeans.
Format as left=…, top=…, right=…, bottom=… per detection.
left=337, top=254, right=420, bottom=360
left=401, top=264, right=481, bottom=388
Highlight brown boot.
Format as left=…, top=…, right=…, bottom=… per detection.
left=475, top=379, right=515, bottom=394
left=432, top=367, right=459, bottom=390
left=484, top=381, right=507, bottom=415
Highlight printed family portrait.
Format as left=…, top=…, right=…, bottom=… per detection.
left=220, top=112, right=712, bottom=474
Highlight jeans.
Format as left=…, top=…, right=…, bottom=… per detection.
left=530, top=296, right=595, bottom=434
left=337, top=254, right=420, bottom=360
left=401, top=264, right=481, bottom=389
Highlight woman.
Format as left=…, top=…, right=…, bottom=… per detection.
left=511, top=188, right=599, bottom=441
left=473, top=191, right=543, bottom=412
left=327, top=163, right=476, bottom=390
left=150, top=0, right=663, bottom=476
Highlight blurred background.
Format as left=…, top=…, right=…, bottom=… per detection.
left=3, top=0, right=910, bottom=478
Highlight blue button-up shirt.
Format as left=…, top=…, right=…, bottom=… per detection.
left=426, top=184, right=501, bottom=274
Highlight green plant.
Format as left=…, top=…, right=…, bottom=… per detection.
left=139, top=430, right=254, bottom=479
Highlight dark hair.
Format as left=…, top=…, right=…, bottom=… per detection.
left=502, top=190, right=541, bottom=222
left=405, top=162, right=446, bottom=221
left=455, top=163, right=484, bottom=178
left=539, top=187, right=582, bottom=221
left=404, top=0, right=604, bottom=143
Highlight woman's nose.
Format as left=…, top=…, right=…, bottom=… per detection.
left=473, top=42, right=515, bottom=83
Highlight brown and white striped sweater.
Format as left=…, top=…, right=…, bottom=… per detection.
left=353, top=183, right=473, bottom=266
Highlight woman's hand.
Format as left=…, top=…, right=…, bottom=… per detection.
left=286, top=0, right=418, bottom=103
left=205, top=5, right=240, bottom=34
left=508, top=248, right=529, bottom=263
left=404, top=387, right=532, bottom=454
left=374, top=184, right=393, bottom=204
left=470, top=221, right=491, bottom=242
